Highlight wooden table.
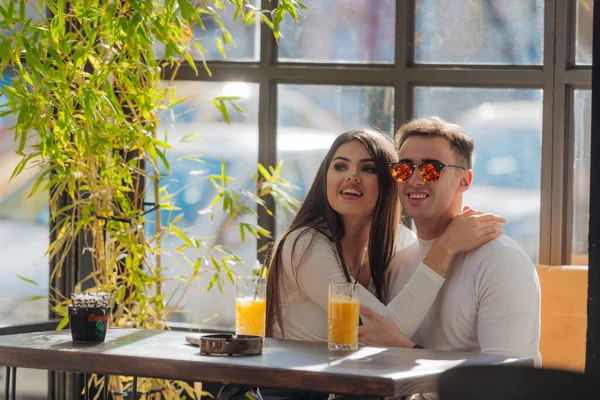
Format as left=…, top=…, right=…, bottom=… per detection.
left=0, top=328, right=532, bottom=398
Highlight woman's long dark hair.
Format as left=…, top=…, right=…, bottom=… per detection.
left=265, top=129, right=400, bottom=338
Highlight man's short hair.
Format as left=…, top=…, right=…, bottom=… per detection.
left=395, top=117, right=474, bottom=169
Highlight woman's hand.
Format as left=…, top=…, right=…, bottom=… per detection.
left=424, top=206, right=505, bottom=278
left=358, top=306, right=415, bottom=348
left=438, top=206, right=505, bottom=254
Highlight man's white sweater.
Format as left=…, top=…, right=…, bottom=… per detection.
left=387, top=234, right=542, bottom=366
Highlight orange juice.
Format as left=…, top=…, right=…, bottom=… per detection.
left=328, top=299, right=359, bottom=349
left=235, top=298, right=266, bottom=337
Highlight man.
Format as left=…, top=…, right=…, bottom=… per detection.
left=359, top=117, right=542, bottom=367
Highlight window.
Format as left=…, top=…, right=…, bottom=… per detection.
left=0, top=72, right=50, bottom=399
left=2, top=0, right=590, bottom=333
left=572, top=89, right=592, bottom=265
left=155, top=0, right=592, bottom=328
left=576, top=0, right=593, bottom=65
left=0, top=72, right=50, bottom=324
left=3, top=1, right=592, bottom=397
left=414, top=87, right=543, bottom=262
left=279, top=0, right=396, bottom=63
left=276, top=84, right=394, bottom=231
left=414, top=0, right=544, bottom=65
left=145, top=81, right=260, bottom=327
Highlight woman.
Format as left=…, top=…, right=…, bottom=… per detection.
left=265, top=128, right=503, bottom=341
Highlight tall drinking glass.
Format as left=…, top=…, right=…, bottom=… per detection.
left=328, top=282, right=359, bottom=350
left=235, top=276, right=267, bottom=337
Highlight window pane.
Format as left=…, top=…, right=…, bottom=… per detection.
left=148, top=81, right=259, bottom=329
left=276, top=84, right=394, bottom=231
left=414, top=87, right=543, bottom=263
left=415, top=0, right=544, bottom=65
left=0, top=69, right=51, bottom=400
left=576, top=0, right=593, bottom=65
left=0, top=72, right=50, bottom=325
left=278, top=0, right=395, bottom=63
left=572, top=90, right=591, bottom=265
left=154, top=2, right=259, bottom=61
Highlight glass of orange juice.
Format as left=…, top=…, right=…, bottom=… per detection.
left=328, top=282, right=359, bottom=350
left=235, top=276, right=267, bottom=337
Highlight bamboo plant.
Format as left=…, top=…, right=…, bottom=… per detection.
left=0, top=0, right=304, bottom=397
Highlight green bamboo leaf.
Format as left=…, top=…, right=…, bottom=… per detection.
left=29, top=169, right=49, bottom=197
left=156, top=148, right=171, bottom=174
left=150, top=138, right=171, bottom=149
left=283, top=0, right=298, bottom=22
left=240, top=189, right=266, bottom=207
left=180, top=132, right=202, bottom=143
left=147, top=142, right=158, bottom=162
left=193, top=257, right=202, bottom=275
left=17, top=275, right=39, bottom=286
left=230, top=101, right=247, bottom=115
left=171, top=225, right=193, bottom=246
left=215, top=37, right=226, bottom=58
left=179, top=154, right=206, bottom=163
left=0, top=3, right=9, bottom=21
left=5, top=0, right=13, bottom=23
left=222, top=29, right=234, bottom=45
left=239, top=222, right=246, bottom=243
left=210, top=256, right=221, bottom=272
left=207, top=192, right=223, bottom=208
left=221, top=259, right=235, bottom=282
left=18, top=0, right=25, bottom=20
left=56, top=314, right=69, bottom=331
left=193, top=42, right=212, bottom=77
left=220, top=100, right=230, bottom=124
left=222, top=192, right=232, bottom=214
left=213, top=96, right=242, bottom=102
left=183, top=50, right=198, bottom=75
left=242, top=9, right=255, bottom=24
left=206, top=273, right=218, bottom=291
left=260, top=13, right=273, bottom=30
left=176, top=0, right=192, bottom=19
left=256, top=225, right=271, bottom=238
left=220, top=156, right=227, bottom=187
left=179, top=381, right=196, bottom=398
left=257, top=163, right=272, bottom=181
left=24, top=295, right=46, bottom=301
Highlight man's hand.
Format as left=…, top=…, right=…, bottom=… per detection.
left=358, top=306, right=415, bottom=348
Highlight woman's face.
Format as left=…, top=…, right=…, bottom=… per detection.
left=326, top=140, right=380, bottom=221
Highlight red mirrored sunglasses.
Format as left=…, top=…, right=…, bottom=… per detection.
left=389, top=162, right=466, bottom=183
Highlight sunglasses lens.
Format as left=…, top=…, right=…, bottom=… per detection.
left=391, top=163, right=413, bottom=182
left=420, top=163, right=442, bottom=182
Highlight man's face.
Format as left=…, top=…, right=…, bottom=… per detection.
left=397, top=136, right=470, bottom=223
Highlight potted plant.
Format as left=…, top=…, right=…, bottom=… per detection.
left=0, top=0, right=304, bottom=397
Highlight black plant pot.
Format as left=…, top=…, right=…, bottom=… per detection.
left=68, top=306, right=110, bottom=343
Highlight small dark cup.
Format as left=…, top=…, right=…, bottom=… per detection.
left=68, top=306, right=110, bottom=343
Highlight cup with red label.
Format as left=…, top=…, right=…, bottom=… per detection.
left=68, top=292, right=111, bottom=343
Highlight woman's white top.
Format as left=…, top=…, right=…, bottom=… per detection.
left=271, top=226, right=444, bottom=341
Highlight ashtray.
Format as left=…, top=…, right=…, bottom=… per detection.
left=186, top=334, right=263, bottom=356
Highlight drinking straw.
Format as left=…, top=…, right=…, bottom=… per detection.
left=353, top=247, right=368, bottom=290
